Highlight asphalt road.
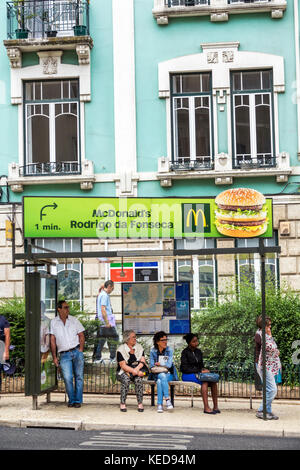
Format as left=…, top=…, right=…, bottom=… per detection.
left=0, top=427, right=299, bottom=452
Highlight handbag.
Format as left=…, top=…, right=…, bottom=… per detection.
left=151, top=365, right=169, bottom=374
left=196, top=372, right=220, bottom=383
left=275, top=369, right=282, bottom=384
left=130, top=361, right=149, bottom=377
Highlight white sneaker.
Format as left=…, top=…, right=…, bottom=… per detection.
left=166, top=400, right=174, bottom=410
left=157, top=405, right=164, bottom=413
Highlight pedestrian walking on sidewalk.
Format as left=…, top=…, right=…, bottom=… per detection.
left=93, top=280, right=119, bottom=364
left=180, top=333, right=220, bottom=415
left=50, top=301, right=85, bottom=408
left=255, top=315, right=281, bottom=420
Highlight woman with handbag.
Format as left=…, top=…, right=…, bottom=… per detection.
left=180, top=333, right=220, bottom=415
left=255, top=315, right=281, bottom=420
left=116, top=330, right=148, bottom=412
left=150, top=331, right=178, bottom=413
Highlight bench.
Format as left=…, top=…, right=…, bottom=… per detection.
left=143, top=379, right=201, bottom=408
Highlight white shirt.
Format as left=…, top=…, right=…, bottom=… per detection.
left=50, top=315, right=85, bottom=353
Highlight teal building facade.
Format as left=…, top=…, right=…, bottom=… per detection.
left=0, top=0, right=299, bottom=315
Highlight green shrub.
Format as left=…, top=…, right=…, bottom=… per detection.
left=0, top=297, right=25, bottom=363
left=191, top=279, right=300, bottom=370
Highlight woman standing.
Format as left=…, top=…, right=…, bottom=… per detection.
left=255, top=315, right=281, bottom=420
left=180, top=333, right=219, bottom=414
left=150, top=331, right=178, bottom=413
left=116, top=330, right=147, bottom=412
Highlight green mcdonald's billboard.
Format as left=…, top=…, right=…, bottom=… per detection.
left=23, top=189, right=273, bottom=240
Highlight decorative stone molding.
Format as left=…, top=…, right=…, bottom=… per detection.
left=152, top=0, right=287, bottom=24
left=6, top=48, right=22, bottom=69
left=42, top=57, right=58, bottom=75
left=115, top=172, right=139, bottom=197
left=215, top=153, right=231, bottom=172
left=215, top=176, right=233, bottom=185
left=222, top=50, right=234, bottom=63
left=210, top=12, right=228, bottom=22
left=76, top=44, right=90, bottom=65
left=37, top=51, right=62, bottom=75
left=207, top=52, right=218, bottom=64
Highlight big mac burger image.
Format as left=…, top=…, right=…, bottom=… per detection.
left=214, top=188, right=268, bottom=238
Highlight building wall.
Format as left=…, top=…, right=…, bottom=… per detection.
left=0, top=0, right=299, bottom=319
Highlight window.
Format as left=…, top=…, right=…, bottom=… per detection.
left=31, top=239, right=83, bottom=308
left=175, top=238, right=216, bottom=308
left=232, top=70, right=274, bottom=169
left=236, top=232, right=278, bottom=290
left=171, top=73, right=213, bottom=170
left=24, top=79, right=80, bottom=176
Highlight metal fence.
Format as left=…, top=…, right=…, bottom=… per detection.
left=7, top=0, right=89, bottom=39
left=2, top=362, right=299, bottom=400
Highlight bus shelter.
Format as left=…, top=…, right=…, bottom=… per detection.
left=12, top=193, right=280, bottom=418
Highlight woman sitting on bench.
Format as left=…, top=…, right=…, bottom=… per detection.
left=180, top=333, right=220, bottom=415
left=150, top=331, right=178, bottom=413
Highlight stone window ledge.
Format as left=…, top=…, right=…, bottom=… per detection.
left=157, top=153, right=292, bottom=186
left=8, top=161, right=95, bottom=192
left=152, top=0, right=287, bottom=24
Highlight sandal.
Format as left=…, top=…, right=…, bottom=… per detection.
left=120, top=404, right=127, bottom=412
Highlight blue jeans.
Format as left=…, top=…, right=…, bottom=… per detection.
left=60, top=348, right=84, bottom=404
left=256, top=364, right=277, bottom=413
left=156, top=372, right=174, bottom=405
left=94, top=326, right=119, bottom=360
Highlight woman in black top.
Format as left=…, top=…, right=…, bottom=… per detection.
left=180, top=333, right=220, bottom=414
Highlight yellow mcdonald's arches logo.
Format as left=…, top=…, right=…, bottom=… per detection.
left=186, top=208, right=207, bottom=228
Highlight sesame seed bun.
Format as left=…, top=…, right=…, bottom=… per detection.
left=215, top=188, right=265, bottom=210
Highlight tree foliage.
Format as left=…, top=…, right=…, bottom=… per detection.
left=191, top=279, right=300, bottom=369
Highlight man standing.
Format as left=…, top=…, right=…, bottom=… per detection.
left=50, top=301, right=85, bottom=408
left=0, top=315, right=10, bottom=391
left=93, top=280, right=119, bottom=363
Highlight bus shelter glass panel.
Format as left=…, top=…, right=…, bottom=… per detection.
left=40, top=276, right=57, bottom=392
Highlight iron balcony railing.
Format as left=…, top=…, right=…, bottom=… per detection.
left=234, top=155, right=276, bottom=170
left=171, top=157, right=214, bottom=171
left=165, top=0, right=210, bottom=6
left=20, top=161, right=81, bottom=176
left=7, top=0, right=90, bottom=40
left=228, top=0, right=271, bottom=4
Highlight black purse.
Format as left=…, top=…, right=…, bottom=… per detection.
left=130, top=361, right=149, bottom=377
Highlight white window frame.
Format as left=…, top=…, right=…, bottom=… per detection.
left=158, top=43, right=285, bottom=166
left=175, top=238, right=217, bottom=309
left=236, top=235, right=279, bottom=292
left=172, top=91, right=213, bottom=163
left=25, top=83, right=80, bottom=169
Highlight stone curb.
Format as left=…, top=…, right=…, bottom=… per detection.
left=0, top=419, right=299, bottom=438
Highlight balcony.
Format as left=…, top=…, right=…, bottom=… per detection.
left=6, top=0, right=90, bottom=40
left=8, top=160, right=95, bottom=192
left=170, top=157, right=214, bottom=171
left=153, top=0, right=286, bottom=24
left=157, top=152, right=291, bottom=186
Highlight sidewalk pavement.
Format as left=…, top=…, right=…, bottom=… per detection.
left=0, top=393, right=299, bottom=437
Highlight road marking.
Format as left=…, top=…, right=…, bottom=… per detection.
left=78, top=432, right=194, bottom=449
